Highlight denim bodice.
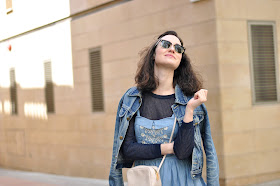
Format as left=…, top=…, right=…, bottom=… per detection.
left=134, top=110, right=178, bottom=144
left=109, top=85, right=219, bottom=186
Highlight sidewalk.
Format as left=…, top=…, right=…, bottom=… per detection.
left=0, top=168, right=109, bottom=186
left=0, top=168, right=279, bottom=186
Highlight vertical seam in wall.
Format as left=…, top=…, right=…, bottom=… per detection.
left=213, top=0, right=227, bottom=180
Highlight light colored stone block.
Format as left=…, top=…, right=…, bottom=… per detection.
left=217, top=20, right=247, bottom=42
left=205, top=88, right=221, bottom=111
left=55, top=100, right=81, bottom=115
left=72, top=33, right=90, bottom=51
left=255, top=150, right=280, bottom=175
left=72, top=83, right=91, bottom=100
left=220, top=87, right=252, bottom=110
left=104, top=95, right=121, bottom=114
left=72, top=49, right=89, bottom=68
left=219, top=64, right=251, bottom=88
left=6, top=129, right=26, bottom=156
left=187, top=43, right=218, bottom=66
left=212, top=134, right=224, bottom=156
left=222, top=109, right=256, bottom=133
left=80, top=131, right=113, bottom=148
left=102, top=35, right=150, bottom=62
left=73, top=66, right=91, bottom=84
left=197, top=64, right=220, bottom=89
left=255, top=128, right=280, bottom=152
left=225, top=153, right=256, bottom=178
left=246, top=0, right=278, bottom=20
left=103, top=58, right=137, bottom=80
left=254, top=105, right=280, bottom=129
left=218, top=42, right=249, bottom=64
left=104, top=77, right=135, bottom=98
left=54, top=86, right=75, bottom=102
left=223, top=131, right=255, bottom=155
left=215, top=0, right=247, bottom=19
left=78, top=115, right=106, bottom=132
left=47, top=116, right=79, bottom=131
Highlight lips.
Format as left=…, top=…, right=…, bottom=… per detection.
left=165, top=54, right=175, bottom=59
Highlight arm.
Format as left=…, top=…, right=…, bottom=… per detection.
left=173, top=89, right=208, bottom=160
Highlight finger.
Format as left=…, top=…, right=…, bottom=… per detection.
left=198, top=90, right=207, bottom=102
left=194, top=92, right=199, bottom=99
left=200, top=89, right=208, bottom=100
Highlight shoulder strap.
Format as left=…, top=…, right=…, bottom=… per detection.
left=158, top=117, right=177, bottom=171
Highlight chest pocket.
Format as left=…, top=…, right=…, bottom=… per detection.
left=193, top=113, right=204, bottom=126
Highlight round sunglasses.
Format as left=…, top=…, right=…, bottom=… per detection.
left=155, top=39, right=185, bottom=54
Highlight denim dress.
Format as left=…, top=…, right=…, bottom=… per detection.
left=134, top=110, right=206, bottom=186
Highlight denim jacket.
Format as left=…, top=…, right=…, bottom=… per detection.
left=109, top=85, right=219, bottom=186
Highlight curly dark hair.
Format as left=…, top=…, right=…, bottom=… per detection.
left=135, top=31, right=203, bottom=96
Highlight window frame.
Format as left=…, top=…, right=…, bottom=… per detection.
left=9, top=68, right=18, bottom=115
left=88, top=47, right=104, bottom=113
left=247, top=21, right=279, bottom=105
left=44, top=61, right=55, bottom=114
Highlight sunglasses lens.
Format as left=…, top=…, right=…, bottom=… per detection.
left=159, top=40, right=184, bottom=54
left=161, top=40, right=171, bottom=49
left=175, top=45, right=184, bottom=54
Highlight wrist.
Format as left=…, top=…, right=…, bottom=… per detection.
left=186, top=105, right=194, bottom=113
left=184, top=107, right=194, bottom=123
left=160, top=143, right=174, bottom=155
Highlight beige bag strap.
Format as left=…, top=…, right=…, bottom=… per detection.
left=158, top=117, right=177, bottom=172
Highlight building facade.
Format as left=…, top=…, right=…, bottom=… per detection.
left=0, top=0, right=279, bottom=185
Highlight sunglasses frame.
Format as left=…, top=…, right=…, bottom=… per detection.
left=155, top=39, right=185, bottom=54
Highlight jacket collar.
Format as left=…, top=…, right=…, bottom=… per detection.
left=174, top=85, right=190, bottom=105
left=127, top=85, right=191, bottom=105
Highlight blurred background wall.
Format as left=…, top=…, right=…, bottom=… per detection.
left=0, top=0, right=279, bottom=185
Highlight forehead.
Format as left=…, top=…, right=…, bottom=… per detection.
left=160, top=35, right=181, bottom=45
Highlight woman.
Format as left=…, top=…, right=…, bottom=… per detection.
left=109, top=31, right=219, bottom=186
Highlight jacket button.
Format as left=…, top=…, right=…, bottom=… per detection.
left=119, top=136, right=123, bottom=140
left=127, top=117, right=130, bottom=121
left=138, top=100, right=141, bottom=103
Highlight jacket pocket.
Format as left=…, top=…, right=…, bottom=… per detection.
left=193, top=113, right=204, bottom=126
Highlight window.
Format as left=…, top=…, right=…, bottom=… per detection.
left=44, top=61, right=55, bottom=113
left=6, top=0, right=12, bottom=14
left=89, top=48, right=104, bottom=112
left=10, top=68, right=17, bottom=115
left=248, top=22, right=279, bottom=104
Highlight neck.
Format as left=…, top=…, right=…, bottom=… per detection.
left=153, top=65, right=175, bottom=95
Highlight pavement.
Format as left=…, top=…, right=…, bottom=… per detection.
left=0, top=168, right=279, bottom=186
left=0, top=168, right=109, bottom=186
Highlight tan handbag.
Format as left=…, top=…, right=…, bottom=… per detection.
left=127, top=117, right=177, bottom=186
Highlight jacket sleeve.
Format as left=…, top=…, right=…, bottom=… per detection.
left=109, top=94, right=126, bottom=186
left=201, top=104, right=220, bottom=186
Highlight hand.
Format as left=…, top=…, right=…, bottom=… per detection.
left=183, top=89, right=208, bottom=123
left=160, top=142, right=174, bottom=155
left=187, top=89, right=208, bottom=111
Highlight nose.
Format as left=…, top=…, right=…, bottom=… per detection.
left=168, top=45, right=175, bottom=53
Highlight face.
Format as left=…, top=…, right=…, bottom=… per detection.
left=154, top=35, right=183, bottom=70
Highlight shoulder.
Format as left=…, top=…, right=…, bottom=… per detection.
left=120, top=87, right=140, bottom=99
left=118, top=87, right=141, bottom=107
